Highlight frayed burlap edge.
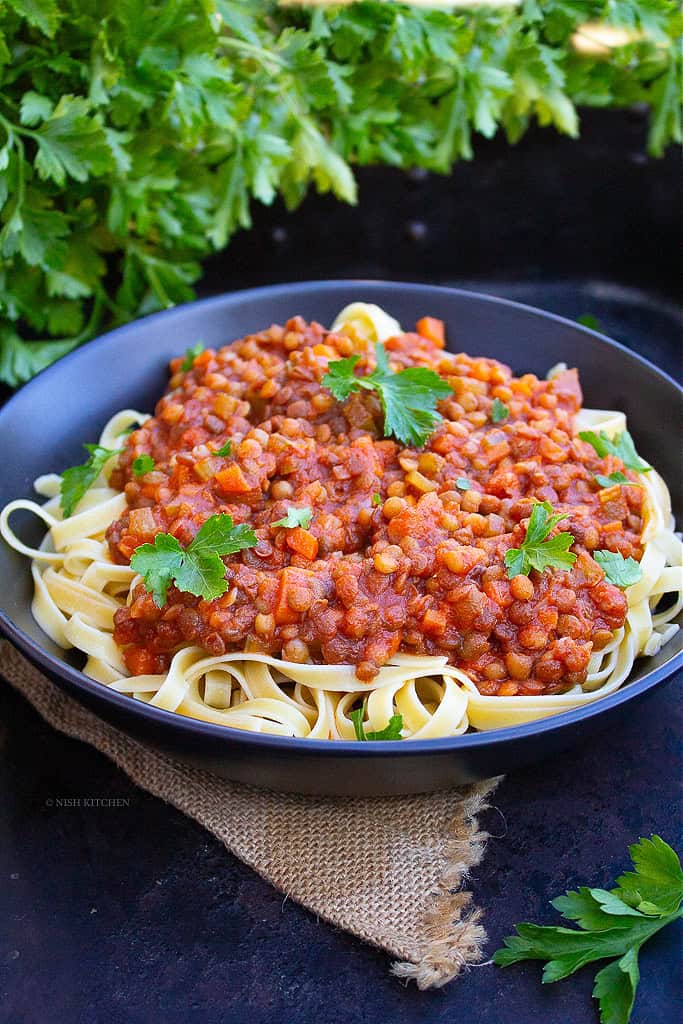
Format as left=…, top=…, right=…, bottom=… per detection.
left=391, top=782, right=495, bottom=988
left=1, top=640, right=500, bottom=988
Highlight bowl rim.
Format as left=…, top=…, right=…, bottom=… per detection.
left=0, top=279, right=681, bottom=757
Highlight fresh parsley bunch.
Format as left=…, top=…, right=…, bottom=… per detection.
left=1, top=1, right=681, bottom=387
left=495, top=836, right=683, bottom=1024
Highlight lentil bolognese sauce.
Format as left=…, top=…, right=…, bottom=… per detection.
left=2, top=303, right=681, bottom=740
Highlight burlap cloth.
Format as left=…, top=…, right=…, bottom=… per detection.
left=1, top=640, right=499, bottom=989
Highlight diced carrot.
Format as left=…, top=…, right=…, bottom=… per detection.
left=422, top=608, right=446, bottom=636
left=195, top=349, right=214, bottom=367
left=273, top=569, right=302, bottom=625
left=603, top=521, right=623, bottom=533
left=416, top=317, right=445, bottom=347
left=286, top=528, right=318, bottom=561
left=214, top=465, right=251, bottom=493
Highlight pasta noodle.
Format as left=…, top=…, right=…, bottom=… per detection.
left=1, top=308, right=681, bottom=740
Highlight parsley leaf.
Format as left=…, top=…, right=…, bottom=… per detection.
left=491, top=397, right=509, bottom=423
left=614, top=836, right=683, bottom=917
left=321, top=354, right=362, bottom=402
left=272, top=506, right=313, bottom=530
left=594, top=550, right=643, bottom=589
left=455, top=477, right=471, bottom=491
left=350, top=701, right=403, bottom=741
left=180, top=342, right=204, bottom=373
left=130, top=513, right=257, bottom=606
left=579, top=431, right=651, bottom=474
left=214, top=440, right=232, bottom=457
left=132, top=454, right=155, bottom=477
left=372, top=492, right=382, bottom=506
left=595, top=472, right=641, bottom=489
left=494, top=835, right=683, bottom=1024
left=505, top=501, right=576, bottom=578
left=322, top=342, right=452, bottom=447
left=577, top=314, right=603, bottom=332
left=60, top=443, right=118, bottom=518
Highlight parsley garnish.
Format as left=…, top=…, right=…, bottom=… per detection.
left=594, top=550, right=643, bottom=589
left=494, top=836, right=683, bottom=1024
left=455, top=478, right=471, bottom=491
left=372, top=492, right=382, bottom=506
left=272, top=506, right=313, bottom=530
left=60, top=444, right=118, bottom=518
left=595, top=472, right=641, bottom=489
left=505, top=501, right=576, bottom=578
left=180, top=342, right=204, bottom=373
left=214, top=440, right=232, bottom=457
left=322, top=343, right=453, bottom=447
left=350, top=701, right=403, bottom=741
left=132, top=454, right=155, bottom=477
left=577, top=314, right=603, bottom=332
left=579, top=430, right=651, bottom=474
left=0, top=4, right=679, bottom=390
left=491, top=397, right=509, bottom=423
left=130, top=514, right=257, bottom=606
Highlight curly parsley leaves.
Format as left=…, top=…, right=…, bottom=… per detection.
left=272, top=506, right=313, bottom=530
left=322, top=343, right=452, bottom=447
left=579, top=430, right=651, bottom=474
left=494, top=836, right=683, bottom=1024
left=130, top=513, right=257, bottom=606
left=214, top=440, right=232, bottom=457
left=505, top=501, right=576, bottom=578
left=60, top=443, right=118, bottom=517
left=594, top=550, right=643, bottom=589
left=132, top=454, right=155, bottom=477
left=372, top=492, right=382, bottom=506
left=350, top=700, right=403, bottom=742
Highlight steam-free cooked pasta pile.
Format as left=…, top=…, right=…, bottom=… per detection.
left=2, top=303, right=681, bottom=739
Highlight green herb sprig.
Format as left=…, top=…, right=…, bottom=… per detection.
left=272, top=506, right=312, bottom=530
left=130, top=513, right=257, bottom=605
left=322, top=343, right=452, bottom=447
left=350, top=700, right=403, bottom=742
left=1, top=1, right=680, bottom=387
left=594, top=549, right=643, bottom=588
left=579, top=431, right=651, bottom=473
left=60, top=444, right=118, bottom=517
left=132, top=454, right=155, bottom=477
left=494, top=835, right=683, bottom=1024
left=505, top=501, right=576, bottom=578
left=595, top=472, right=641, bottom=489
left=180, top=343, right=204, bottom=373
left=491, top=398, right=509, bottom=423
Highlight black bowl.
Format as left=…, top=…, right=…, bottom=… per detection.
left=0, top=282, right=680, bottom=795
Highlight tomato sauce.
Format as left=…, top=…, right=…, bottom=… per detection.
left=108, top=318, right=643, bottom=694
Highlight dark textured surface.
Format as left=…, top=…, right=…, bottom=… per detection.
left=0, top=667, right=680, bottom=1024
left=1, top=108, right=682, bottom=1022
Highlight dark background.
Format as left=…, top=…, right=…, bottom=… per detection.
left=1, top=109, right=681, bottom=1024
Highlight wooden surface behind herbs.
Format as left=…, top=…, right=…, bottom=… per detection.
left=0, top=0, right=681, bottom=387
